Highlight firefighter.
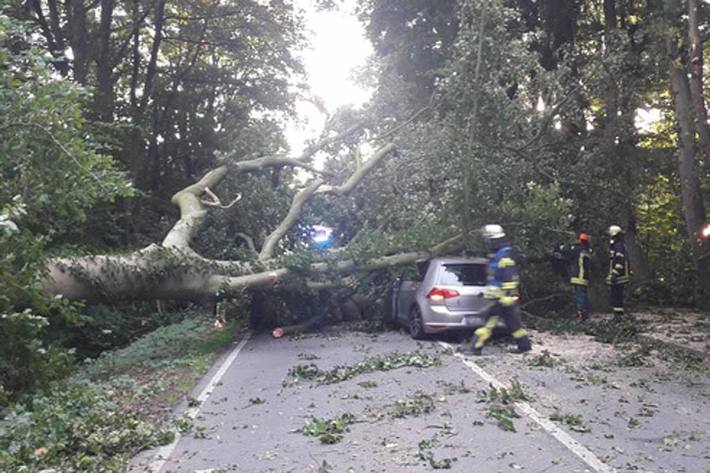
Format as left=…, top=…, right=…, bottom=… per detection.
left=466, top=224, right=532, bottom=355
left=570, top=232, right=591, bottom=321
left=606, top=225, right=630, bottom=322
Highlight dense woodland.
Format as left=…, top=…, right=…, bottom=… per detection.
left=1, top=0, right=709, bottom=414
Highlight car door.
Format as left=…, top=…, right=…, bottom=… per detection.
left=396, top=261, right=429, bottom=322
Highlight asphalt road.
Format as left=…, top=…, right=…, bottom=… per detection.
left=130, top=327, right=710, bottom=473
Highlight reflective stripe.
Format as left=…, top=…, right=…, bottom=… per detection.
left=612, top=307, right=624, bottom=313
left=485, top=287, right=503, bottom=299
left=474, top=316, right=498, bottom=348
left=500, top=295, right=517, bottom=306
left=573, top=250, right=588, bottom=285
left=512, top=328, right=527, bottom=339
left=499, top=257, right=515, bottom=268
left=501, top=281, right=518, bottom=290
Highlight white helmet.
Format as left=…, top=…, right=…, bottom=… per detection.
left=482, top=224, right=506, bottom=240
left=608, top=225, right=623, bottom=237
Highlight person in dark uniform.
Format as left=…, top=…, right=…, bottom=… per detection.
left=606, top=225, right=630, bottom=322
left=465, top=224, right=532, bottom=355
left=570, top=232, right=591, bottom=321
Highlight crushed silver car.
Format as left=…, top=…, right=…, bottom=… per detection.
left=386, top=257, right=498, bottom=339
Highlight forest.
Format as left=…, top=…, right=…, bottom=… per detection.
left=1, top=0, right=709, bottom=471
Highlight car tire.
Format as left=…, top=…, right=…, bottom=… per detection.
left=409, top=306, right=426, bottom=340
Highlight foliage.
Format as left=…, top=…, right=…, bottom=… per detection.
left=0, top=14, right=132, bottom=402
left=0, top=312, right=236, bottom=472
left=527, top=350, right=563, bottom=368
left=285, top=351, right=441, bottom=386
left=389, top=391, right=436, bottom=418
left=478, top=381, right=529, bottom=432
left=416, top=436, right=457, bottom=469
left=550, top=412, right=591, bottom=433
left=302, top=413, right=355, bottom=444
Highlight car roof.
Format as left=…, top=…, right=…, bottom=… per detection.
left=426, top=256, right=488, bottom=265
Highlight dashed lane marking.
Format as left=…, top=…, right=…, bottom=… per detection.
left=438, top=341, right=617, bottom=473
left=147, top=332, right=252, bottom=473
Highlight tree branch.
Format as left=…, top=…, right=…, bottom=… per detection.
left=258, top=179, right=324, bottom=261
left=316, top=143, right=397, bottom=196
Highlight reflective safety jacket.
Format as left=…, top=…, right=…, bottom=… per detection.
left=485, top=246, right=520, bottom=307
left=570, top=245, right=591, bottom=286
left=606, top=240, right=630, bottom=285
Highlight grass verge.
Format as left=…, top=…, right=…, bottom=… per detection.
left=0, top=312, right=238, bottom=473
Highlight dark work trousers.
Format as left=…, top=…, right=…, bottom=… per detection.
left=472, top=303, right=529, bottom=350
left=610, top=284, right=625, bottom=317
left=574, top=285, right=589, bottom=317
left=498, top=304, right=524, bottom=334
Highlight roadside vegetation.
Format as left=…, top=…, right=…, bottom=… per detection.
left=0, top=312, right=240, bottom=472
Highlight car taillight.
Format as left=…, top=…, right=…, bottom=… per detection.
left=427, top=288, right=459, bottom=303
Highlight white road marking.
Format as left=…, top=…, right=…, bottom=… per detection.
left=147, top=332, right=252, bottom=473
left=438, top=341, right=617, bottom=473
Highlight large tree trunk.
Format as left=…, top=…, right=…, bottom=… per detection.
left=67, top=0, right=89, bottom=85
left=687, top=0, right=710, bottom=170
left=93, top=0, right=115, bottom=122
left=666, top=36, right=710, bottom=283
left=39, top=142, right=455, bottom=303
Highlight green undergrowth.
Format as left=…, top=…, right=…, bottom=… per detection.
left=286, top=351, right=441, bottom=386
left=0, top=313, right=238, bottom=473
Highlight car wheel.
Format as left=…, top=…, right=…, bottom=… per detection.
left=409, top=306, right=426, bottom=340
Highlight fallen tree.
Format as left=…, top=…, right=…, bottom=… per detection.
left=41, top=133, right=463, bottom=303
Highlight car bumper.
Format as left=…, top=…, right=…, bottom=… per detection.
left=422, top=306, right=503, bottom=333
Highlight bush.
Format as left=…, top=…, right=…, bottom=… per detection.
left=0, top=381, right=173, bottom=472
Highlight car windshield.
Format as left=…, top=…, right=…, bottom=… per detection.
left=438, top=263, right=487, bottom=286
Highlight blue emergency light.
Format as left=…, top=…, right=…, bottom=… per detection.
left=312, top=224, right=334, bottom=249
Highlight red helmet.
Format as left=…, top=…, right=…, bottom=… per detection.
left=578, top=232, right=590, bottom=243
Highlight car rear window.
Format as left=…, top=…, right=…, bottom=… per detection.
left=437, top=264, right=487, bottom=286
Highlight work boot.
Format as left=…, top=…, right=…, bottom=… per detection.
left=462, top=336, right=483, bottom=356
left=515, top=336, right=532, bottom=354
left=461, top=345, right=483, bottom=356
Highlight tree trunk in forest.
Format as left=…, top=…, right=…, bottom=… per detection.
left=686, top=0, right=710, bottom=170
left=68, top=0, right=89, bottom=85
left=94, top=0, right=115, bottom=122
left=667, top=37, right=710, bottom=284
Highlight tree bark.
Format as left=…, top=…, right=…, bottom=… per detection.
left=67, top=0, right=89, bottom=85
left=687, top=0, right=710, bottom=170
left=93, top=0, right=115, bottom=122
left=666, top=36, right=710, bottom=283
